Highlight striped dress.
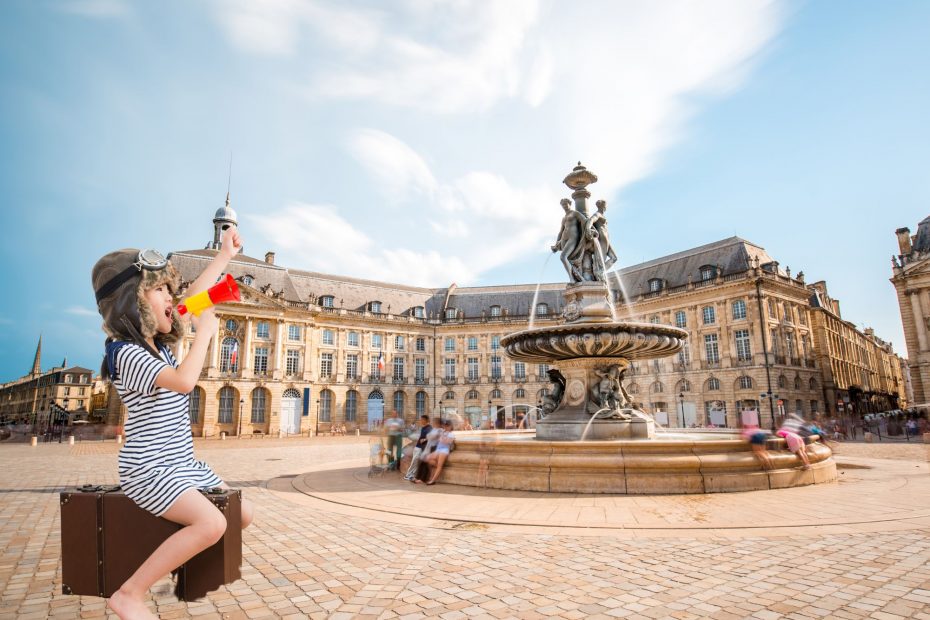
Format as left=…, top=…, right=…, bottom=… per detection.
left=110, top=342, right=222, bottom=516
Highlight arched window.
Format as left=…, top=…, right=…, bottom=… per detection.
left=490, top=388, right=502, bottom=399
left=220, top=337, right=239, bottom=372
left=320, top=389, right=333, bottom=422
left=651, top=381, right=664, bottom=393
left=648, top=278, right=663, bottom=292
left=282, top=388, right=300, bottom=399
left=535, top=303, right=548, bottom=316
left=676, top=379, right=691, bottom=393
left=251, top=388, right=269, bottom=423
left=188, top=386, right=204, bottom=423
left=465, top=389, right=479, bottom=400
left=707, top=378, right=721, bottom=391
left=738, top=376, right=753, bottom=390
left=809, top=377, right=818, bottom=390
left=345, top=390, right=358, bottom=421
left=443, top=391, right=456, bottom=400
left=241, top=275, right=254, bottom=286
left=218, top=386, right=236, bottom=423
left=628, top=383, right=640, bottom=394
left=794, top=376, right=801, bottom=390
left=538, top=388, right=549, bottom=399
left=699, top=265, right=716, bottom=281
left=778, top=375, right=788, bottom=389
left=225, top=319, right=238, bottom=332
left=393, top=391, right=405, bottom=416
left=514, top=388, right=526, bottom=399
left=415, top=391, right=427, bottom=416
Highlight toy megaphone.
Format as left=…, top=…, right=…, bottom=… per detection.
left=177, top=274, right=241, bottom=316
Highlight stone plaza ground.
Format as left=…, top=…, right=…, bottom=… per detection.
left=1, top=436, right=929, bottom=620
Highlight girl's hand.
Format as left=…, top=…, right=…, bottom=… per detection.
left=191, top=307, right=219, bottom=337
left=220, top=227, right=243, bottom=260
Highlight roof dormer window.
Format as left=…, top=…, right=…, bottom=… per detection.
left=490, top=305, right=501, bottom=317
left=699, top=265, right=716, bottom=281
left=320, top=295, right=335, bottom=308
left=445, top=308, right=457, bottom=320
left=370, top=301, right=382, bottom=313
left=648, top=278, right=663, bottom=292
left=241, top=275, right=254, bottom=286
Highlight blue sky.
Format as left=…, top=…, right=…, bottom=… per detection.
left=1, top=0, right=927, bottom=382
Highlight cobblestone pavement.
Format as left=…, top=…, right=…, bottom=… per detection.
left=1, top=438, right=929, bottom=620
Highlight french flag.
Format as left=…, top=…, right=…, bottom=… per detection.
left=230, top=340, right=239, bottom=368
left=377, top=350, right=384, bottom=373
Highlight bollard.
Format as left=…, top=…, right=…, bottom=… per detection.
left=68, top=435, right=75, bottom=446
left=220, top=431, right=226, bottom=440
left=30, top=436, right=37, bottom=447
left=864, top=432, right=873, bottom=443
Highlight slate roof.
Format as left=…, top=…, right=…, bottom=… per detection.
left=614, top=236, right=776, bottom=296
left=912, top=215, right=930, bottom=254
left=166, top=236, right=776, bottom=319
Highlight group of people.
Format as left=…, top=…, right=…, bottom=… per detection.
left=400, top=416, right=456, bottom=485
left=741, top=414, right=827, bottom=471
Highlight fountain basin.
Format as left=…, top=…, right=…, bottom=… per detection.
left=500, top=321, right=688, bottom=363
left=439, top=430, right=837, bottom=494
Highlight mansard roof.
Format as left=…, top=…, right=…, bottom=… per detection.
left=615, top=236, right=776, bottom=295
left=168, top=235, right=776, bottom=320
left=912, top=215, right=930, bottom=254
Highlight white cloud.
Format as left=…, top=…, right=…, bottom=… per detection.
left=245, top=204, right=477, bottom=286
left=347, top=129, right=436, bottom=204
left=215, top=1, right=784, bottom=285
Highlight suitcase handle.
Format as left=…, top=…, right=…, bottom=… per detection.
left=77, top=484, right=121, bottom=493
left=202, top=487, right=226, bottom=495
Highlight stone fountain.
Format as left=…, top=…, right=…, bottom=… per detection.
left=503, top=162, right=687, bottom=440
left=440, top=163, right=836, bottom=494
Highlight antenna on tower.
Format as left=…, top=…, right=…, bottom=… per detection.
left=226, top=152, right=232, bottom=204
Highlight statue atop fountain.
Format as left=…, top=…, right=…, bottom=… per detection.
left=552, top=163, right=618, bottom=283
left=502, top=163, right=688, bottom=440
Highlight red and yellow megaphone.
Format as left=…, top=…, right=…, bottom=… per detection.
left=177, top=274, right=241, bottom=316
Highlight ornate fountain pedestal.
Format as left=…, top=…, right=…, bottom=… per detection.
left=535, top=357, right=655, bottom=441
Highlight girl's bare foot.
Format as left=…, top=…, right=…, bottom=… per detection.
left=108, top=589, right=157, bottom=620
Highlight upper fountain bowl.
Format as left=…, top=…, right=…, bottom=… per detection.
left=500, top=321, right=688, bottom=364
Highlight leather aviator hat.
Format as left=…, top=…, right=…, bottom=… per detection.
left=92, top=248, right=183, bottom=377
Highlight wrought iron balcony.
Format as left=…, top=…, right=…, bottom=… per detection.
left=414, top=377, right=430, bottom=385
left=442, top=377, right=457, bottom=385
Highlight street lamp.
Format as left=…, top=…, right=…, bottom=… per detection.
left=315, top=398, right=320, bottom=437
left=678, top=392, right=684, bottom=428
left=238, top=397, right=244, bottom=438
left=488, top=398, right=494, bottom=429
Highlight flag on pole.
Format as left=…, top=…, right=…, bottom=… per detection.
left=230, top=340, right=239, bottom=368
left=377, top=350, right=385, bottom=374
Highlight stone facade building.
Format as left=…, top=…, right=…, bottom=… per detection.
left=0, top=336, right=94, bottom=427
left=892, top=217, right=930, bottom=405
left=96, top=206, right=904, bottom=435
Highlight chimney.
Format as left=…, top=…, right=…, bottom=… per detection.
left=264, top=251, right=275, bottom=265
left=896, top=227, right=912, bottom=255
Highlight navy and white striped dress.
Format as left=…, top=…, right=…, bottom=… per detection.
left=109, top=342, right=222, bottom=516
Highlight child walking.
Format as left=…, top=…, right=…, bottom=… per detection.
left=92, top=227, right=253, bottom=619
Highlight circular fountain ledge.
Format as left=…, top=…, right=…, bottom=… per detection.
left=438, top=429, right=837, bottom=494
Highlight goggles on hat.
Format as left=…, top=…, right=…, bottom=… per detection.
left=94, top=249, right=170, bottom=303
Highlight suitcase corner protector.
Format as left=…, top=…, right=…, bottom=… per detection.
left=62, top=584, right=72, bottom=595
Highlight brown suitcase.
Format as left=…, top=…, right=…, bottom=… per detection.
left=60, top=485, right=242, bottom=601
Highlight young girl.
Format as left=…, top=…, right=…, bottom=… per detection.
left=92, top=227, right=254, bottom=620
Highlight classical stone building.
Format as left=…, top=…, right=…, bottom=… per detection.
left=102, top=204, right=904, bottom=435
left=892, top=217, right=930, bottom=405
left=0, top=336, right=94, bottom=427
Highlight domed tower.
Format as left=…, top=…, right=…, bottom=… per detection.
left=209, top=191, right=238, bottom=251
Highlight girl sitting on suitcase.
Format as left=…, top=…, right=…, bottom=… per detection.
left=92, top=227, right=253, bottom=620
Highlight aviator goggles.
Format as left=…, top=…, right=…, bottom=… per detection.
left=94, top=249, right=170, bottom=303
